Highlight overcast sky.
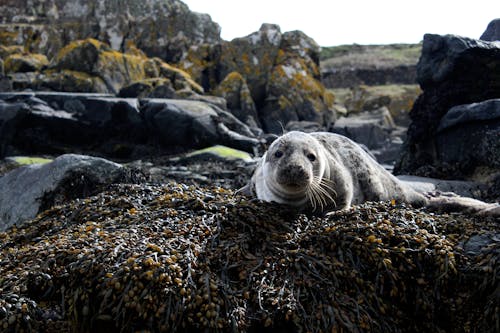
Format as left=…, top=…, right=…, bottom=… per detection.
left=182, top=0, right=499, bottom=46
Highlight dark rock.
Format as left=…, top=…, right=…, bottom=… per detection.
left=331, top=107, right=395, bottom=150
left=0, top=154, right=124, bottom=231
left=285, top=121, right=324, bottom=133
left=321, top=65, right=417, bottom=88
left=0, top=98, right=30, bottom=157
left=0, top=0, right=221, bottom=62
left=435, top=99, right=500, bottom=173
left=0, top=92, right=259, bottom=159
left=141, top=99, right=259, bottom=153
left=0, top=93, right=149, bottom=159
left=395, top=34, right=500, bottom=180
left=397, top=175, right=488, bottom=199
left=480, top=18, right=500, bottom=41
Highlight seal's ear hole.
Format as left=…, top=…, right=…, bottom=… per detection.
left=274, top=150, right=283, bottom=158
left=306, top=153, right=316, bottom=162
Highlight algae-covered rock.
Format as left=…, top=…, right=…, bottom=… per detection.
left=184, top=145, right=253, bottom=162
left=179, top=24, right=336, bottom=133
left=0, top=0, right=221, bottom=62
left=4, top=53, right=49, bottom=73
left=6, top=38, right=204, bottom=95
left=215, top=71, right=259, bottom=127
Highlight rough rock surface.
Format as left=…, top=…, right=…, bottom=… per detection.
left=5, top=38, right=203, bottom=95
left=179, top=24, right=335, bottom=133
left=0, top=154, right=124, bottom=231
left=0, top=92, right=260, bottom=159
left=0, top=182, right=497, bottom=332
left=395, top=34, right=500, bottom=184
left=480, top=18, right=500, bottom=41
left=0, top=0, right=221, bottom=62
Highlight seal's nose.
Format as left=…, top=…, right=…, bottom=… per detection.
left=278, top=164, right=308, bottom=187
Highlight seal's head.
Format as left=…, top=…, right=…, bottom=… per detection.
left=257, top=131, right=334, bottom=210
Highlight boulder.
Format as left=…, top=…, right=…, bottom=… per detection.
left=261, top=30, right=335, bottom=133
left=0, top=93, right=147, bottom=158
left=214, top=71, right=259, bottom=128
left=142, top=99, right=259, bottom=153
left=0, top=154, right=125, bottom=231
left=480, top=18, right=500, bottom=41
left=4, top=38, right=203, bottom=96
left=0, top=0, right=221, bottom=62
left=179, top=24, right=336, bottom=133
left=4, top=53, right=49, bottom=73
left=0, top=92, right=260, bottom=158
left=331, top=107, right=395, bottom=150
left=395, top=34, right=500, bottom=179
left=435, top=99, right=500, bottom=173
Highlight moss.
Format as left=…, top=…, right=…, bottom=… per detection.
left=4, top=53, right=49, bottom=73
left=11, top=156, right=53, bottom=165
left=186, top=145, right=252, bottom=162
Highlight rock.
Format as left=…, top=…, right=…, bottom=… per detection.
left=215, top=71, right=259, bottom=128
left=285, top=120, right=324, bottom=133
left=4, top=38, right=203, bottom=96
left=142, top=99, right=259, bottom=153
left=435, top=99, right=500, bottom=174
left=0, top=98, right=30, bottom=157
left=261, top=30, right=335, bottom=133
left=0, top=154, right=124, bottom=231
left=0, top=0, right=221, bottom=62
left=4, top=53, right=49, bottom=73
left=480, top=18, right=500, bottom=41
left=397, top=175, right=488, bottom=199
left=179, top=24, right=335, bottom=133
left=119, top=78, right=177, bottom=99
left=0, top=92, right=259, bottom=158
left=0, top=92, right=147, bottom=159
left=395, top=34, right=500, bottom=180
left=183, top=145, right=253, bottom=163
left=331, top=107, right=395, bottom=150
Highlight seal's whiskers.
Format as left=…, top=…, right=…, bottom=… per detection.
left=307, top=177, right=337, bottom=211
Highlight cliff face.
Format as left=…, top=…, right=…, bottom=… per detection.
left=0, top=0, right=221, bottom=62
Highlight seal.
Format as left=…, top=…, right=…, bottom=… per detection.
left=243, top=131, right=499, bottom=215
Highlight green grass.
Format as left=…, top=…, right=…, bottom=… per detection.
left=320, top=43, right=422, bottom=69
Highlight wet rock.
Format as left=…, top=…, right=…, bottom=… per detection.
left=395, top=34, right=500, bottom=181
left=0, top=154, right=124, bottom=231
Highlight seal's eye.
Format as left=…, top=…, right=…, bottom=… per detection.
left=307, top=153, right=316, bottom=162
left=274, top=150, right=283, bottom=158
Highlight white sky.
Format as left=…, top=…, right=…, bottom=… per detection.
left=182, top=0, right=499, bottom=46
